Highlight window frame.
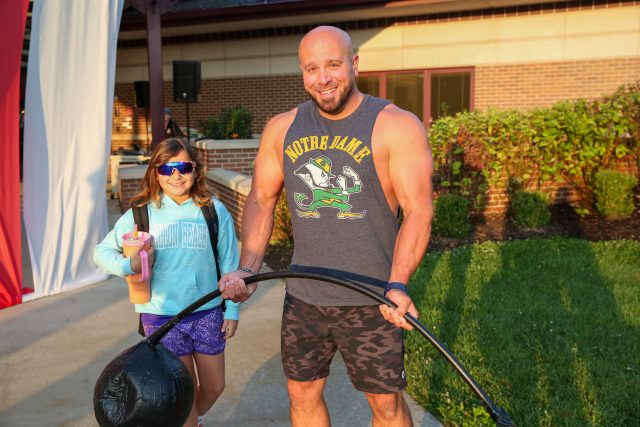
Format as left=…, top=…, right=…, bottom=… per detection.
left=357, top=66, right=475, bottom=126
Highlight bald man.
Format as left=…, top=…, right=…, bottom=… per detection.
left=221, top=26, right=434, bottom=426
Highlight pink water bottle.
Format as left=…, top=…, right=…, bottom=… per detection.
left=122, top=228, right=152, bottom=304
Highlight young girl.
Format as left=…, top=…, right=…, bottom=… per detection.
left=94, top=138, right=239, bottom=427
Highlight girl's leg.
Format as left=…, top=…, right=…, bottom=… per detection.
left=179, top=354, right=199, bottom=427
left=193, top=352, right=226, bottom=417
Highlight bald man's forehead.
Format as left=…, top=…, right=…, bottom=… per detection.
left=299, top=36, right=353, bottom=68
left=300, top=26, right=353, bottom=52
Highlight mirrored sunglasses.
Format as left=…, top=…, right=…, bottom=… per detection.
left=156, top=161, right=196, bottom=176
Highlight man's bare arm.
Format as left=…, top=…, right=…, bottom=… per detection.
left=240, top=124, right=285, bottom=273
left=387, top=110, right=434, bottom=285
left=220, top=110, right=295, bottom=302
left=378, top=107, right=434, bottom=328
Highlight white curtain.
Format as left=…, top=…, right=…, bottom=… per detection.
left=23, top=0, right=124, bottom=299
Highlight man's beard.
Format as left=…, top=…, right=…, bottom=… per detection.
left=307, top=78, right=355, bottom=115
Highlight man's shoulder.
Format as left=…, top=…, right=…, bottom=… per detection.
left=271, top=107, right=298, bottom=124
left=263, top=108, right=298, bottom=139
left=379, top=102, right=418, bottom=121
left=376, top=103, right=424, bottom=135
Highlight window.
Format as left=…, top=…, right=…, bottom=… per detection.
left=357, top=75, right=380, bottom=98
left=388, top=73, right=423, bottom=120
left=430, top=72, right=471, bottom=122
left=357, top=67, right=473, bottom=125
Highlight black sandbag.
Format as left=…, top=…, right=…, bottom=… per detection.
left=93, top=340, right=194, bottom=427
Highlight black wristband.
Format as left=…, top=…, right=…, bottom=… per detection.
left=239, top=266, right=257, bottom=276
left=384, top=282, right=408, bottom=296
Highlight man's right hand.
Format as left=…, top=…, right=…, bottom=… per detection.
left=219, top=270, right=257, bottom=303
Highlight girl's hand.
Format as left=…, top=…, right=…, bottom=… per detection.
left=222, top=319, right=238, bottom=339
left=129, top=248, right=143, bottom=273
left=129, top=241, right=155, bottom=273
left=146, top=236, right=155, bottom=267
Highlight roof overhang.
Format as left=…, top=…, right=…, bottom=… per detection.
left=119, top=0, right=558, bottom=40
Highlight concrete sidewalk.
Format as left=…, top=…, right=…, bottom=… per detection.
left=0, top=199, right=443, bottom=426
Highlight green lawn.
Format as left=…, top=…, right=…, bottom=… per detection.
left=405, top=238, right=640, bottom=427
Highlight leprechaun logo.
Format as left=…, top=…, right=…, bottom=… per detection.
left=293, top=155, right=366, bottom=219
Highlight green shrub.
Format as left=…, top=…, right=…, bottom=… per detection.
left=428, top=82, right=640, bottom=213
left=593, top=169, right=639, bottom=219
left=433, top=194, right=471, bottom=238
left=200, top=106, right=253, bottom=139
left=200, top=117, right=222, bottom=139
left=272, top=190, right=293, bottom=245
left=510, top=190, right=551, bottom=229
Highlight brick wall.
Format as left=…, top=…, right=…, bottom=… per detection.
left=113, top=75, right=307, bottom=147
left=481, top=180, right=583, bottom=215
left=478, top=157, right=638, bottom=214
left=475, top=57, right=640, bottom=110
left=197, top=146, right=258, bottom=175
left=199, top=75, right=307, bottom=132
left=119, top=177, right=143, bottom=211
left=209, top=180, right=246, bottom=237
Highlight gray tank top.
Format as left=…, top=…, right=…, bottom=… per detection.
left=282, top=95, right=399, bottom=306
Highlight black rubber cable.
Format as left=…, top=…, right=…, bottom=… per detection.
left=146, top=271, right=515, bottom=427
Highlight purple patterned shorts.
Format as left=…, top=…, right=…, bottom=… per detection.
left=141, top=307, right=225, bottom=357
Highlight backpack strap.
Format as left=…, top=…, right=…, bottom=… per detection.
left=132, top=204, right=150, bottom=233
left=131, top=204, right=150, bottom=337
left=201, top=201, right=226, bottom=312
left=201, top=202, right=221, bottom=281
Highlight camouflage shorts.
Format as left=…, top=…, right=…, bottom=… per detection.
left=281, top=293, right=406, bottom=394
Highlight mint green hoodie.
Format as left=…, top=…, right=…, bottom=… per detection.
left=93, top=194, right=240, bottom=320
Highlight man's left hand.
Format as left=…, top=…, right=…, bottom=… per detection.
left=379, top=290, right=419, bottom=330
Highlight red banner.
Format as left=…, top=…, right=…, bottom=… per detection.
left=0, top=0, right=29, bottom=309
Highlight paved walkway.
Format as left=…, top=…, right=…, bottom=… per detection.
left=0, top=199, right=443, bottom=426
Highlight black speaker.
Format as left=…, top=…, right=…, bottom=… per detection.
left=173, top=61, right=201, bottom=103
left=134, top=81, right=150, bottom=108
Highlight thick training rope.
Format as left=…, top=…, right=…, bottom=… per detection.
left=145, top=270, right=515, bottom=426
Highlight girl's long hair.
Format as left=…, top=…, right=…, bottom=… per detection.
left=129, top=138, right=212, bottom=208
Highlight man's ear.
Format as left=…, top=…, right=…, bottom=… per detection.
left=352, top=55, right=359, bottom=76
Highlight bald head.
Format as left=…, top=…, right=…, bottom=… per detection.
left=298, top=25, right=361, bottom=117
left=299, top=26, right=354, bottom=63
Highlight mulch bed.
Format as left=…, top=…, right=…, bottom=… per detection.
left=264, top=194, right=640, bottom=270
left=430, top=198, right=640, bottom=252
